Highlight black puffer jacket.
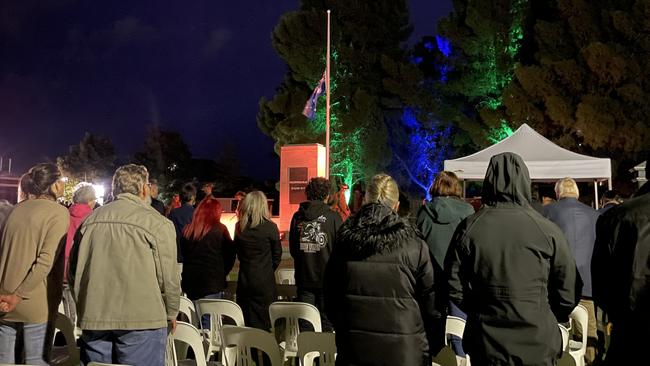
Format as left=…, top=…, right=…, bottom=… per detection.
left=592, top=183, right=650, bottom=364
left=324, top=203, right=444, bottom=366
left=446, top=152, right=578, bottom=366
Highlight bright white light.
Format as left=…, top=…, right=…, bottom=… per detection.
left=92, top=184, right=105, bottom=205
left=61, top=176, right=69, bottom=182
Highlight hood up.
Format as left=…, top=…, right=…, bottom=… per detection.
left=338, top=203, right=419, bottom=260
left=482, top=152, right=532, bottom=207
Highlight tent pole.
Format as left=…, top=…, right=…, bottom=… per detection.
left=608, top=178, right=612, bottom=190
left=462, top=180, right=466, bottom=199
left=594, top=180, right=600, bottom=209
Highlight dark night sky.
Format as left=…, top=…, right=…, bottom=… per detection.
left=0, top=0, right=453, bottom=180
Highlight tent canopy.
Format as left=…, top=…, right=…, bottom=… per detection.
left=444, top=124, right=611, bottom=183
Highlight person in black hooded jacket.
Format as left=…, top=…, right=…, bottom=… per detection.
left=289, top=177, right=342, bottom=331
left=592, top=181, right=650, bottom=365
left=324, top=174, right=444, bottom=366
left=446, top=152, right=578, bottom=366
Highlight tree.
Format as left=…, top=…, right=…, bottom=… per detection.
left=134, top=126, right=192, bottom=187
left=57, top=132, right=116, bottom=182
left=258, top=0, right=413, bottom=188
left=436, top=0, right=531, bottom=145
left=500, top=0, right=650, bottom=158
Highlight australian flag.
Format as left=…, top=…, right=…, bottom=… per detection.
left=302, top=71, right=327, bottom=120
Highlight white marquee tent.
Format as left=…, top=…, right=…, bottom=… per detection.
left=444, top=124, right=612, bottom=205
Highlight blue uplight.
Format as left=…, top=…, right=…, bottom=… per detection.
left=436, top=35, right=452, bottom=58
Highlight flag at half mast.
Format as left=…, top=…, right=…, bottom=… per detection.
left=302, top=71, right=327, bottom=120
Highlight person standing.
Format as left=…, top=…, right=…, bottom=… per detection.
left=289, top=177, right=342, bottom=331
left=0, top=163, right=68, bottom=365
left=592, top=182, right=650, bottom=365
left=180, top=197, right=235, bottom=301
left=446, top=153, right=578, bottom=366
left=234, top=191, right=282, bottom=330
left=149, top=179, right=166, bottom=215
left=324, top=174, right=443, bottom=366
left=169, top=183, right=197, bottom=265
left=68, top=164, right=180, bottom=366
left=416, top=171, right=474, bottom=357
left=598, top=190, right=621, bottom=214
left=62, top=184, right=96, bottom=325
left=544, top=177, right=600, bottom=363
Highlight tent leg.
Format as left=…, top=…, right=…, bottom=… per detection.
left=594, top=180, right=600, bottom=209
left=608, top=179, right=613, bottom=190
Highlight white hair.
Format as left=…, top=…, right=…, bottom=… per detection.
left=555, top=177, right=579, bottom=199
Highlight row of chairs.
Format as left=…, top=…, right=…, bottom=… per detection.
left=446, top=305, right=589, bottom=366
left=172, top=322, right=335, bottom=366
left=178, top=297, right=323, bottom=361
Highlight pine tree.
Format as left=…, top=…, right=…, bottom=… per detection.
left=258, top=0, right=413, bottom=188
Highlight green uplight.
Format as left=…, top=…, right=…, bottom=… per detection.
left=488, top=120, right=514, bottom=143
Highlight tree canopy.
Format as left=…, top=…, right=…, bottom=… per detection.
left=57, top=132, right=116, bottom=183
left=501, top=0, right=650, bottom=157
left=258, top=0, right=414, bottom=188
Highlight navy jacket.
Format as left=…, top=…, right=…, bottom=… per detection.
left=169, top=203, right=195, bottom=262
left=544, top=197, right=599, bottom=297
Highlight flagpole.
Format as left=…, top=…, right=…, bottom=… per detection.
left=325, top=9, right=331, bottom=179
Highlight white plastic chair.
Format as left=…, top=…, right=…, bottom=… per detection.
left=269, top=302, right=322, bottom=360
left=179, top=296, right=199, bottom=327
left=297, top=331, right=336, bottom=366
left=445, top=316, right=470, bottom=366
left=221, top=326, right=283, bottom=366
left=568, top=305, right=588, bottom=366
left=195, top=299, right=245, bottom=362
left=275, top=268, right=295, bottom=285
left=559, top=323, right=570, bottom=352
left=50, top=312, right=80, bottom=366
left=173, top=321, right=209, bottom=366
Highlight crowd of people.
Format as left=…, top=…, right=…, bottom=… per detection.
left=0, top=151, right=647, bottom=365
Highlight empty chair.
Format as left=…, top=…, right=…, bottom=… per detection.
left=275, top=268, right=295, bottom=285
left=221, top=326, right=283, bottom=366
left=179, top=295, right=199, bottom=327
left=297, top=332, right=336, bottom=366
left=269, top=302, right=322, bottom=360
left=568, top=305, right=588, bottom=366
left=50, top=312, right=80, bottom=366
left=173, top=321, right=209, bottom=366
left=445, top=316, right=470, bottom=366
left=195, top=299, right=245, bottom=361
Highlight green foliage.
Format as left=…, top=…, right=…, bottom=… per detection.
left=502, top=0, right=650, bottom=156
left=257, top=0, right=412, bottom=185
left=436, top=0, right=530, bottom=145
left=57, top=132, right=116, bottom=183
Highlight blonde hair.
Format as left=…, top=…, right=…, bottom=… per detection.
left=237, top=190, right=270, bottom=232
left=364, top=174, right=400, bottom=208
left=555, top=177, right=579, bottom=199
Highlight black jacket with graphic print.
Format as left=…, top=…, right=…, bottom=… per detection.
left=289, top=200, right=343, bottom=289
